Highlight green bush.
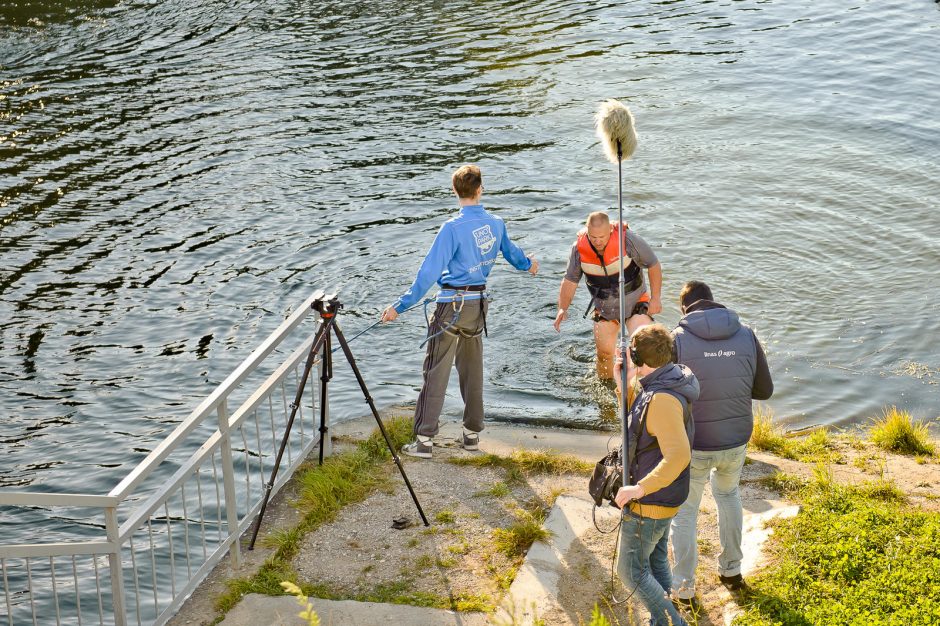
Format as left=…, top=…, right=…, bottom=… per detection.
left=588, top=604, right=612, bottom=626
left=734, top=471, right=940, bottom=625
left=870, top=407, right=935, bottom=457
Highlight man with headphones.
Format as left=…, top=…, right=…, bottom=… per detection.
left=669, top=280, right=774, bottom=606
left=613, top=323, right=699, bottom=626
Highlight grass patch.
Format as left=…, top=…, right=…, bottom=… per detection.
left=493, top=508, right=550, bottom=559
left=749, top=405, right=791, bottom=455
left=358, top=415, right=414, bottom=460
left=749, top=407, right=841, bottom=462
left=854, top=479, right=907, bottom=503
left=414, top=554, right=433, bottom=570
left=754, top=472, right=807, bottom=496
left=869, top=406, right=936, bottom=457
left=733, top=468, right=938, bottom=625
left=303, top=580, right=492, bottom=612
left=215, top=417, right=413, bottom=614
left=448, top=448, right=592, bottom=480
left=479, top=481, right=510, bottom=498
left=697, top=537, right=715, bottom=557
left=789, top=428, right=842, bottom=463
left=545, top=486, right=568, bottom=509
left=434, top=509, right=456, bottom=524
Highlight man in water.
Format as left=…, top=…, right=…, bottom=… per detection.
left=380, top=164, right=538, bottom=458
left=614, top=323, right=698, bottom=626
left=553, top=211, right=661, bottom=380
left=669, top=280, right=774, bottom=605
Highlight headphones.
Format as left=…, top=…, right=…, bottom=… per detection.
left=629, top=342, right=644, bottom=368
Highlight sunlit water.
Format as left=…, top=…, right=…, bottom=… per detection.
left=2, top=0, right=939, bottom=511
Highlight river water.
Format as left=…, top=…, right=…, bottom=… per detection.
left=2, top=0, right=939, bottom=503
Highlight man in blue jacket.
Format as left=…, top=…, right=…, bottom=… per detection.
left=380, top=165, right=538, bottom=458
left=670, top=280, right=773, bottom=605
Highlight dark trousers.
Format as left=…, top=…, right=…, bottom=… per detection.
left=413, top=300, right=487, bottom=438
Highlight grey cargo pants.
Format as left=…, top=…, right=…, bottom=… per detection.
left=413, top=299, right=488, bottom=438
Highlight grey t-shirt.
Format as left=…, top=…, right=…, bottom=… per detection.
left=564, top=229, right=659, bottom=320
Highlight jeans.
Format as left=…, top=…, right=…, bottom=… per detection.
left=617, top=511, right=688, bottom=626
left=670, top=443, right=747, bottom=599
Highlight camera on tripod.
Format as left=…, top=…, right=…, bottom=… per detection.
left=311, top=291, right=341, bottom=316
left=248, top=291, right=429, bottom=550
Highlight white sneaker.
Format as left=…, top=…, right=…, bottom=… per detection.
left=402, top=439, right=432, bottom=459
left=462, top=431, right=479, bottom=451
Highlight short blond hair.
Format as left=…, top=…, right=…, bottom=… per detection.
left=452, top=165, right=483, bottom=199
left=585, top=211, right=610, bottom=229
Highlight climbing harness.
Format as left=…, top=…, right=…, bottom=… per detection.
left=419, top=285, right=489, bottom=349
left=336, top=284, right=489, bottom=352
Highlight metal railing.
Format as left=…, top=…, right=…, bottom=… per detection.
left=1, top=291, right=330, bottom=625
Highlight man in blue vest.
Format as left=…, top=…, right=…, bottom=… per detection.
left=669, top=281, right=774, bottom=605
left=380, top=164, right=538, bottom=458
left=614, top=323, right=698, bottom=626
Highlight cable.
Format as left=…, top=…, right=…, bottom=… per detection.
left=331, top=297, right=433, bottom=352
left=606, top=502, right=644, bottom=607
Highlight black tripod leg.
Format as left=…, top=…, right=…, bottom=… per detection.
left=248, top=315, right=335, bottom=550
left=331, top=323, right=430, bottom=527
left=318, top=330, right=332, bottom=466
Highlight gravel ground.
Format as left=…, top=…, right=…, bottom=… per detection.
left=292, top=438, right=586, bottom=613
left=171, top=422, right=940, bottom=626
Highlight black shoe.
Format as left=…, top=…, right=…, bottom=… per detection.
left=719, top=573, right=747, bottom=591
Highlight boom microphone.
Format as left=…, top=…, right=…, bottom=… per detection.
left=595, top=99, right=637, bottom=163
left=594, top=98, right=637, bottom=506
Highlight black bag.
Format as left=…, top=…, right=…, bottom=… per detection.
left=588, top=446, right=623, bottom=508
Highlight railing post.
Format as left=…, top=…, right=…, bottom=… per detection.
left=217, top=399, right=242, bottom=568
left=105, top=508, right=128, bottom=626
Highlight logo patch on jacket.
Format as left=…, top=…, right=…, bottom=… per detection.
left=473, top=225, right=495, bottom=254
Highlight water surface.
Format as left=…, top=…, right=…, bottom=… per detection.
left=2, top=0, right=939, bottom=501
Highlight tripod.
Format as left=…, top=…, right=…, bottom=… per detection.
left=248, top=292, right=429, bottom=550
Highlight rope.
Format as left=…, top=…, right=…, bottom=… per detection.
left=418, top=295, right=465, bottom=349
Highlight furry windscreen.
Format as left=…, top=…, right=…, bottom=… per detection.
left=595, top=99, right=638, bottom=163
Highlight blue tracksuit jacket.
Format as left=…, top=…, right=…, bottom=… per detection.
left=393, top=204, right=531, bottom=313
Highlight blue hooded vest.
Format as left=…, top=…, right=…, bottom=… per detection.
left=627, top=363, right=699, bottom=508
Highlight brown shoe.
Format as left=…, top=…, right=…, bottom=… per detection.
left=719, top=573, right=747, bottom=591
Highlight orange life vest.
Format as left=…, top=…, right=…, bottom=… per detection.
left=577, top=223, right=643, bottom=299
